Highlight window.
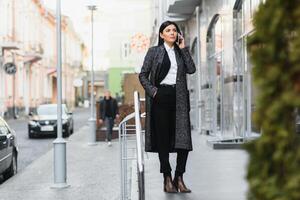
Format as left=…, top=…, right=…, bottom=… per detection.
left=214, top=18, right=223, bottom=53
left=121, top=42, right=131, bottom=59
left=233, top=0, right=260, bottom=135
left=205, top=14, right=224, bottom=135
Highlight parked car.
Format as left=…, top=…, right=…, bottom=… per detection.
left=0, top=117, right=18, bottom=180
left=28, top=104, right=74, bottom=138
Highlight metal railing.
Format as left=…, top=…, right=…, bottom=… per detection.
left=134, top=91, right=145, bottom=200
left=119, top=112, right=136, bottom=200
left=119, top=91, right=145, bottom=200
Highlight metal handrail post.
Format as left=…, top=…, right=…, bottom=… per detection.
left=119, top=112, right=136, bottom=200
left=119, top=105, right=145, bottom=200
left=124, top=121, right=128, bottom=199
left=119, top=122, right=124, bottom=200
left=134, top=91, right=145, bottom=200
left=122, top=122, right=126, bottom=199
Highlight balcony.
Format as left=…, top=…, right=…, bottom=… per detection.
left=23, top=53, right=42, bottom=64
left=23, top=43, right=43, bottom=64
left=0, top=41, right=20, bottom=56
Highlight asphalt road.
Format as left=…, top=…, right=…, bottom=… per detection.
left=1, top=107, right=90, bottom=184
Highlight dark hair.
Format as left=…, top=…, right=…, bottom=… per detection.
left=158, top=21, right=181, bottom=46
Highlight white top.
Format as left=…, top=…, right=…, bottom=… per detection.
left=160, top=42, right=178, bottom=85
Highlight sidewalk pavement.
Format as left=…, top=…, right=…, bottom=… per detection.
left=0, top=125, right=121, bottom=200
left=138, top=132, right=249, bottom=200
left=0, top=125, right=249, bottom=200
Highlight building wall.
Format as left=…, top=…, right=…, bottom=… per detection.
left=83, top=0, right=154, bottom=71
left=0, top=0, right=86, bottom=118
left=122, top=73, right=145, bottom=105
left=108, top=67, right=135, bottom=97
left=152, top=0, right=261, bottom=138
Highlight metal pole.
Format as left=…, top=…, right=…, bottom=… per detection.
left=12, top=0, right=16, bottom=119
left=13, top=72, right=16, bottom=118
left=124, top=123, right=127, bottom=199
left=247, top=52, right=252, bottom=138
left=52, top=0, right=69, bottom=189
left=134, top=91, right=145, bottom=200
left=196, top=6, right=202, bottom=132
left=119, top=123, right=123, bottom=200
left=0, top=50, right=3, bottom=117
left=88, top=5, right=97, bottom=145
left=122, top=123, right=126, bottom=199
left=242, top=41, right=246, bottom=139
left=121, top=123, right=125, bottom=199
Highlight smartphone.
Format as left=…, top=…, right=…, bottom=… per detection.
left=177, top=33, right=183, bottom=44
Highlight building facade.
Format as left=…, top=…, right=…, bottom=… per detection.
left=80, top=0, right=154, bottom=99
left=151, top=0, right=262, bottom=141
left=0, top=0, right=86, bottom=118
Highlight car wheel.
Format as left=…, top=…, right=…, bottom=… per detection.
left=3, top=151, right=17, bottom=180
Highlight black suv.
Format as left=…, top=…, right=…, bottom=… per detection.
left=0, top=117, right=18, bottom=180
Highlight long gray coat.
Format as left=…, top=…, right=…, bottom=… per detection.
left=139, top=45, right=196, bottom=152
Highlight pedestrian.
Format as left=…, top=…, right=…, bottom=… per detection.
left=99, top=90, right=119, bottom=146
left=139, top=21, right=196, bottom=193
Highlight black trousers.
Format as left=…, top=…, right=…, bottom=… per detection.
left=152, top=84, right=189, bottom=176
left=104, top=117, right=114, bottom=141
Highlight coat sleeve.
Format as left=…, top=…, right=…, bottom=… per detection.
left=139, top=47, right=157, bottom=98
left=181, top=47, right=196, bottom=74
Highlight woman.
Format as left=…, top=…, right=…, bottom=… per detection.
left=139, top=21, right=196, bottom=193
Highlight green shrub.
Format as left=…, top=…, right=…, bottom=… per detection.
left=246, top=0, right=300, bottom=200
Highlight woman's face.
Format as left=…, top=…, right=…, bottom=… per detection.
left=160, top=24, right=178, bottom=45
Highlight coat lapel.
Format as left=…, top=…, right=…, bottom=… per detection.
left=153, top=45, right=184, bottom=84
left=156, top=45, right=165, bottom=72
left=153, top=45, right=166, bottom=83
left=175, top=48, right=184, bottom=79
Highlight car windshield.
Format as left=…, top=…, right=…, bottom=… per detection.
left=37, top=105, right=67, bottom=115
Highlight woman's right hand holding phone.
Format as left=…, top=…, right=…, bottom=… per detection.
left=177, top=33, right=185, bottom=49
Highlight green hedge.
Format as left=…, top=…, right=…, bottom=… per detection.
left=246, top=0, right=300, bottom=200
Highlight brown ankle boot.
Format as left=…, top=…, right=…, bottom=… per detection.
left=164, top=176, right=178, bottom=193
left=173, top=176, right=191, bottom=193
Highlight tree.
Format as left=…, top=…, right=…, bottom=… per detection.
left=246, top=0, right=300, bottom=199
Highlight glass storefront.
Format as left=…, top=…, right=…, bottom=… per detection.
left=204, top=14, right=223, bottom=137
left=233, top=0, right=261, bottom=137
left=198, top=0, right=261, bottom=139
left=189, top=38, right=200, bottom=131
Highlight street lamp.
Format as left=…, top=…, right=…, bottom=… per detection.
left=52, top=0, right=69, bottom=189
left=87, top=3, right=97, bottom=145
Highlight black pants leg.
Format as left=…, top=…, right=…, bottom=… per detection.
left=153, top=99, right=173, bottom=174
left=175, top=149, right=189, bottom=177
left=105, top=117, right=114, bottom=141
left=152, top=85, right=189, bottom=176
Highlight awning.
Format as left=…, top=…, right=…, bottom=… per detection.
left=167, top=0, right=201, bottom=20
